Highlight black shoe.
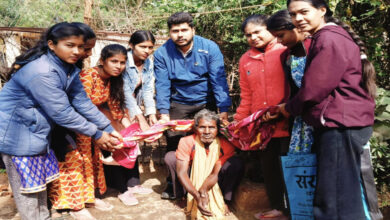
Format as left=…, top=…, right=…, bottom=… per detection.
left=161, top=191, right=176, bottom=200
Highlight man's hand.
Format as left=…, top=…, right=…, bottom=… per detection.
left=196, top=191, right=213, bottom=217
left=159, top=113, right=170, bottom=123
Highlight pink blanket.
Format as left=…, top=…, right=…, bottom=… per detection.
left=220, top=107, right=278, bottom=151
left=112, top=120, right=194, bottom=168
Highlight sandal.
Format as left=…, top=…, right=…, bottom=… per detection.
left=69, top=208, right=96, bottom=220
left=161, top=191, right=176, bottom=200
left=127, top=185, right=153, bottom=195
left=86, top=198, right=114, bottom=211
left=51, top=209, right=70, bottom=220
left=254, top=209, right=284, bottom=219
left=118, top=190, right=139, bottom=206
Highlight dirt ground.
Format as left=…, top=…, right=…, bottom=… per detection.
left=0, top=161, right=257, bottom=220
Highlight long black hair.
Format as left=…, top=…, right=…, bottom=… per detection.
left=100, top=44, right=127, bottom=112
left=287, top=0, right=376, bottom=98
left=266, top=10, right=295, bottom=31
left=129, top=30, right=155, bottom=48
left=72, top=22, right=96, bottom=69
left=3, top=22, right=84, bottom=82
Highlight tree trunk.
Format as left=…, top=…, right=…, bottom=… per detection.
left=84, top=0, right=93, bottom=25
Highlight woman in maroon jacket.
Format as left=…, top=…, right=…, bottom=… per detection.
left=277, top=0, right=380, bottom=220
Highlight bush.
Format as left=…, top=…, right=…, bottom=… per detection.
left=371, top=88, right=390, bottom=188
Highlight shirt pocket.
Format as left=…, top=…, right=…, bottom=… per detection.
left=189, top=54, right=209, bottom=78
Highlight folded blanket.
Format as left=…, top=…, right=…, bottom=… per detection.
left=220, top=107, right=278, bottom=151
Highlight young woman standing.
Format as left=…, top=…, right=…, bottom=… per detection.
left=0, top=22, right=120, bottom=220
left=103, top=30, right=156, bottom=206
left=123, top=30, right=157, bottom=130
left=267, top=9, right=314, bottom=155
left=235, top=15, right=290, bottom=219
left=49, top=44, right=129, bottom=220
left=278, top=1, right=380, bottom=219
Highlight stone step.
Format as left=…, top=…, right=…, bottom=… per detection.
left=233, top=179, right=271, bottom=213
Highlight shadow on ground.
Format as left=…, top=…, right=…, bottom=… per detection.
left=0, top=161, right=258, bottom=220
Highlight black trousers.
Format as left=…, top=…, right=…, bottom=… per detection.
left=164, top=151, right=244, bottom=202
left=103, top=158, right=140, bottom=193
left=259, top=137, right=289, bottom=212
left=313, top=126, right=373, bottom=220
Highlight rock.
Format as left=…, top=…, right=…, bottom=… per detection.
left=233, top=179, right=271, bottom=213
left=0, top=173, right=11, bottom=197
left=0, top=173, right=8, bottom=185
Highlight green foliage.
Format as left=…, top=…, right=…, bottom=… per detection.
left=371, top=87, right=390, bottom=188
left=0, top=0, right=22, bottom=26
left=370, top=137, right=390, bottom=188
left=0, top=0, right=84, bottom=27
left=335, top=0, right=390, bottom=89
left=374, top=88, right=390, bottom=134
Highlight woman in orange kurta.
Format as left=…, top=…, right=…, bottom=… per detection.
left=49, top=44, right=130, bottom=220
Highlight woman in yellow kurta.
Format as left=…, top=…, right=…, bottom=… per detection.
left=49, top=44, right=130, bottom=220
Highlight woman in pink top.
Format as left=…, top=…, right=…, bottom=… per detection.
left=235, top=14, right=290, bottom=219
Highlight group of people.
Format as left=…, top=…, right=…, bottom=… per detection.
left=0, top=0, right=382, bottom=220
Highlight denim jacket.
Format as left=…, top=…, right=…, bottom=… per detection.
left=0, top=51, right=113, bottom=156
left=123, top=50, right=156, bottom=117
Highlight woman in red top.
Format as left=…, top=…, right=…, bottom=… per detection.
left=235, top=14, right=290, bottom=219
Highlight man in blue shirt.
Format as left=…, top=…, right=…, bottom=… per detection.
left=154, top=12, right=231, bottom=200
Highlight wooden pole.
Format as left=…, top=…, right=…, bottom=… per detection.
left=83, top=0, right=93, bottom=68
left=84, top=0, right=93, bottom=25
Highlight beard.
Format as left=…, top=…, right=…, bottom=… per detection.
left=174, top=37, right=193, bottom=48
left=200, top=135, right=215, bottom=146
